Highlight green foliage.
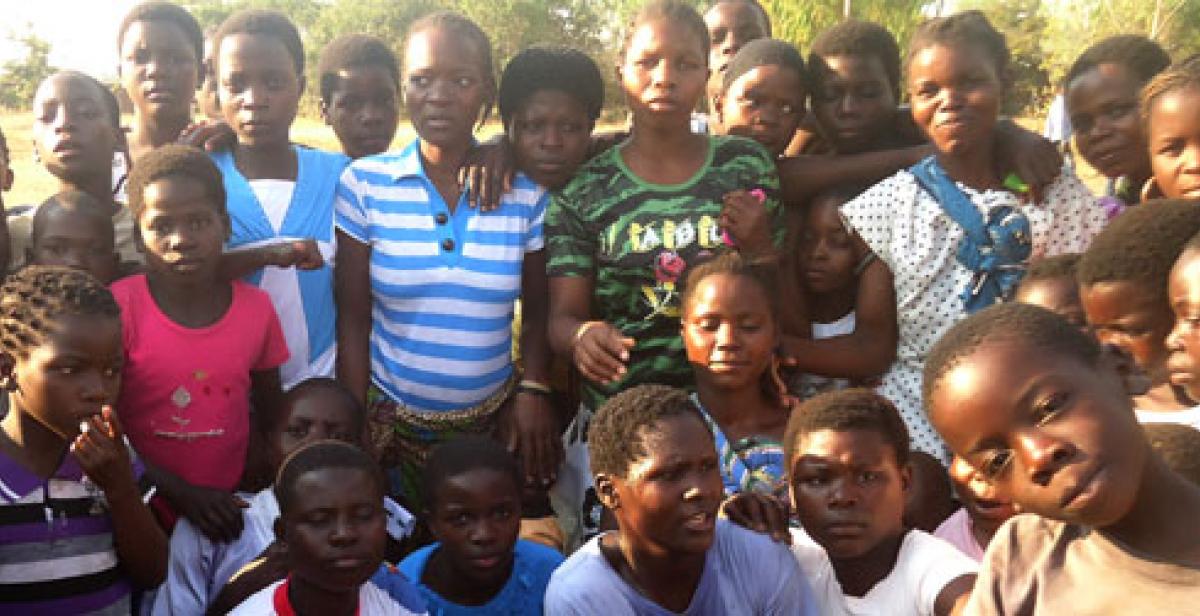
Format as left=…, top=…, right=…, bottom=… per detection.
left=0, top=32, right=56, bottom=110
left=961, top=0, right=1050, bottom=115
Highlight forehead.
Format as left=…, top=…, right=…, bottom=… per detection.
left=705, top=2, right=767, bottom=31
left=433, top=467, right=520, bottom=506
left=404, top=27, right=485, bottom=74
left=1080, top=279, right=1163, bottom=319
left=907, top=42, right=997, bottom=81
left=29, top=312, right=122, bottom=356
left=141, top=175, right=218, bottom=214
left=290, top=466, right=380, bottom=508
left=628, top=18, right=706, bottom=58
left=284, top=389, right=357, bottom=422
left=217, top=32, right=295, bottom=74
left=1149, top=86, right=1200, bottom=126
left=793, top=427, right=896, bottom=465
left=1066, top=63, right=1138, bottom=100
left=1171, top=249, right=1200, bottom=288
left=730, top=64, right=804, bottom=95
left=817, top=54, right=890, bottom=83
left=686, top=271, right=770, bottom=311
left=122, top=18, right=196, bottom=53
left=625, top=414, right=713, bottom=473
left=35, top=76, right=102, bottom=106
left=37, top=205, right=112, bottom=238
left=517, top=89, right=589, bottom=119
left=331, top=65, right=398, bottom=94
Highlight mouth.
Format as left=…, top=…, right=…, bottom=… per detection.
left=325, top=556, right=371, bottom=572
left=970, top=496, right=1016, bottom=520
left=1058, top=465, right=1104, bottom=512
left=647, top=97, right=679, bottom=110
left=1178, top=183, right=1200, bottom=200
left=466, top=553, right=506, bottom=570
left=681, top=510, right=716, bottom=533
left=145, top=86, right=177, bottom=102
left=350, top=134, right=392, bottom=153
left=1168, top=353, right=1196, bottom=385
left=825, top=520, right=868, bottom=538
left=52, top=141, right=84, bottom=156
left=423, top=116, right=458, bottom=130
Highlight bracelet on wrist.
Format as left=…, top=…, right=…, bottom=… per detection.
left=516, top=380, right=553, bottom=398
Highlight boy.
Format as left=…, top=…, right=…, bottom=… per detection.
left=400, top=436, right=563, bottom=614
left=0, top=266, right=166, bottom=612
left=933, top=456, right=1017, bottom=562
left=923, top=302, right=1200, bottom=613
left=154, top=378, right=419, bottom=614
left=785, top=389, right=977, bottom=616
left=1013, top=254, right=1086, bottom=331
left=1163, top=232, right=1200, bottom=429
left=26, top=190, right=120, bottom=284
left=317, top=34, right=401, bottom=160
left=702, top=0, right=771, bottom=133
left=230, top=441, right=426, bottom=615
left=544, top=384, right=818, bottom=614
left=1078, top=200, right=1200, bottom=415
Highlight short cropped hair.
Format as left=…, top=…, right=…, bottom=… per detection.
left=271, top=377, right=366, bottom=437
left=498, top=45, right=605, bottom=129
left=1065, top=35, right=1170, bottom=90
left=784, top=388, right=911, bottom=469
left=118, top=1, right=204, bottom=72
left=422, top=436, right=521, bottom=509
left=722, top=38, right=807, bottom=93
left=126, top=144, right=228, bottom=226
left=275, top=441, right=385, bottom=517
left=408, top=11, right=496, bottom=126
left=1142, top=56, right=1200, bottom=129
left=1077, top=199, right=1200, bottom=297
left=588, top=384, right=709, bottom=479
left=1022, top=253, right=1081, bottom=284
left=623, top=0, right=710, bottom=64
left=706, top=0, right=772, bottom=37
left=31, top=190, right=115, bottom=247
left=681, top=250, right=779, bottom=321
left=923, top=303, right=1102, bottom=406
left=809, top=20, right=901, bottom=99
left=212, top=9, right=304, bottom=77
left=1143, top=423, right=1200, bottom=486
left=0, top=266, right=120, bottom=359
left=317, top=34, right=400, bottom=103
left=907, top=11, right=1009, bottom=79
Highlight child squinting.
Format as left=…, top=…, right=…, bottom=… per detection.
left=27, top=191, right=120, bottom=284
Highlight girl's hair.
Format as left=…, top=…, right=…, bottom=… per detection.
left=317, top=34, right=400, bottom=103
left=810, top=20, right=902, bottom=100
left=1141, top=56, right=1200, bottom=130
left=422, top=436, right=521, bottom=510
left=118, top=1, right=204, bottom=73
left=906, top=10, right=1009, bottom=79
left=498, top=45, right=605, bottom=129
left=0, top=266, right=120, bottom=359
left=211, top=9, right=304, bottom=77
left=1065, top=35, right=1170, bottom=90
left=621, top=0, right=710, bottom=63
left=274, top=441, right=385, bottom=517
left=721, top=38, right=807, bottom=93
left=127, top=144, right=230, bottom=229
left=407, top=11, right=496, bottom=128
left=681, top=250, right=780, bottom=322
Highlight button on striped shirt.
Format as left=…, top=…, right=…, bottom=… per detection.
left=335, top=140, right=546, bottom=412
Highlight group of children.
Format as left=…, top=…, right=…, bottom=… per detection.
left=1, top=0, right=1200, bottom=614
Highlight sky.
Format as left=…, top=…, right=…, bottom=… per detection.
left=0, top=1, right=144, bottom=80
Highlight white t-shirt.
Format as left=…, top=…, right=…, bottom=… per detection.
left=1136, top=406, right=1200, bottom=431
left=803, top=311, right=857, bottom=395
left=544, top=520, right=819, bottom=615
left=789, top=527, right=850, bottom=616
left=230, top=579, right=424, bottom=615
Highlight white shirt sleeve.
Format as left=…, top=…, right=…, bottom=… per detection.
left=903, top=531, right=979, bottom=616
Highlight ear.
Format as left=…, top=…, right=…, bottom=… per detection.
left=273, top=517, right=286, bottom=544
left=297, top=75, right=307, bottom=99
left=133, top=223, right=146, bottom=254
left=713, top=92, right=725, bottom=126
left=899, top=460, right=913, bottom=494
left=2, top=167, right=13, bottom=192
left=319, top=99, right=331, bottom=125
left=595, top=473, right=620, bottom=511
left=1141, top=177, right=1164, bottom=202
left=0, top=353, right=15, bottom=392
left=1101, top=343, right=1151, bottom=396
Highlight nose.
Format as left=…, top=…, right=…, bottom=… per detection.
left=715, top=321, right=738, bottom=347
left=1016, top=429, right=1076, bottom=487
left=828, top=477, right=860, bottom=509
left=651, top=60, right=673, bottom=87
left=360, top=101, right=389, bottom=126
left=1167, top=320, right=1185, bottom=352
left=467, top=520, right=499, bottom=547
left=542, top=124, right=565, bottom=150
left=1182, top=144, right=1200, bottom=172
left=329, top=513, right=361, bottom=546
left=79, top=369, right=109, bottom=403
left=837, top=94, right=860, bottom=117
left=241, top=83, right=268, bottom=108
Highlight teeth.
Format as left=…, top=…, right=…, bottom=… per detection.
left=79, top=421, right=89, bottom=434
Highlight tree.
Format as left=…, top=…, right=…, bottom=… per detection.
left=962, top=0, right=1050, bottom=115
left=0, top=31, right=56, bottom=110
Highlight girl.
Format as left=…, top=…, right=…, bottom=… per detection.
left=113, top=144, right=288, bottom=542
left=713, top=37, right=806, bottom=160
left=838, top=11, right=1105, bottom=460
left=316, top=34, right=402, bottom=160
left=681, top=252, right=790, bottom=499
left=335, top=11, right=556, bottom=511
left=1141, top=57, right=1200, bottom=201
left=209, top=9, right=345, bottom=390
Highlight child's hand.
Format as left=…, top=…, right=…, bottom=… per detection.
left=459, top=137, right=515, bottom=212
left=178, top=119, right=237, bottom=153
left=994, top=122, right=1062, bottom=204
left=173, top=483, right=249, bottom=544
left=721, top=189, right=773, bottom=256
left=499, top=392, right=564, bottom=488
left=571, top=321, right=634, bottom=385
left=72, top=406, right=136, bottom=495
left=269, top=239, right=324, bottom=270
left=720, top=492, right=791, bottom=544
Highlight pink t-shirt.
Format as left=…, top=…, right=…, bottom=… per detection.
left=112, top=275, right=288, bottom=491
left=933, top=507, right=986, bottom=562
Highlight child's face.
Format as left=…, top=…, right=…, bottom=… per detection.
left=811, top=54, right=898, bottom=155
left=949, top=455, right=1017, bottom=538
left=1015, top=277, right=1088, bottom=332
left=683, top=273, right=777, bottom=392
left=427, top=467, right=521, bottom=590
left=1065, top=63, right=1148, bottom=182
left=7, top=314, right=122, bottom=441
left=403, top=28, right=490, bottom=151
left=217, top=33, right=302, bottom=148
left=282, top=467, right=387, bottom=593
left=1081, top=281, right=1174, bottom=382
left=29, top=208, right=118, bottom=285
left=789, top=428, right=909, bottom=560
left=1147, top=87, right=1200, bottom=200
left=268, top=389, right=361, bottom=473
left=509, top=90, right=592, bottom=190
left=32, top=76, right=117, bottom=184
left=322, top=66, right=399, bottom=160
left=800, top=196, right=857, bottom=295
left=620, top=19, right=709, bottom=126
left=119, top=19, right=200, bottom=122
left=602, top=414, right=724, bottom=558
left=717, top=64, right=805, bottom=157
left=908, top=43, right=1002, bottom=159
left=704, top=1, right=768, bottom=79
left=137, top=176, right=229, bottom=283
left=1166, top=249, right=1200, bottom=402
left=929, top=340, right=1147, bottom=528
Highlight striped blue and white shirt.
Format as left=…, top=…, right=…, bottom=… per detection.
left=335, top=140, right=547, bottom=413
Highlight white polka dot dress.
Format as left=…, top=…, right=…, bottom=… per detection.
left=841, top=167, right=1107, bottom=462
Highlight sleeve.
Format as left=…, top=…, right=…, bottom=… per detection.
left=961, top=517, right=1037, bottom=616
left=908, top=532, right=979, bottom=616
left=1041, top=169, right=1107, bottom=257
left=151, top=520, right=219, bottom=615
left=334, top=165, right=371, bottom=244
left=253, top=292, right=290, bottom=371
left=526, top=185, right=549, bottom=253
left=546, top=183, right=596, bottom=278
left=369, top=565, right=429, bottom=615
left=759, top=540, right=822, bottom=616
left=840, top=173, right=913, bottom=267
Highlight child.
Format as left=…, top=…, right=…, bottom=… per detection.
left=336, top=11, right=556, bottom=512
left=933, top=456, right=1017, bottom=562
left=0, top=266, right=166, bottom=612
left=317, top=34, right=401, bottom=160
left=113, top=144, right=289, bottom=542
left=230, top=441, right=426, bottom=615
left=836, top=11, right=1105, bottom=460
left=1078, top=200, right=1200, bottom=416
left=1141, top=57, right=1200, bottom=201
left=1063, top=36, right=1170, bottom=209
left=498, top=44, right=605, bottom=191
left=681, top=252, right=791, bottom=499
left=26, top=190, right=120, bottom=284
left=1144, top=423, right=1200, bottom=486
left=400, top=436, right=563, bottom=614
left=1164, top=232, right=1200, bottom=429
left=210, top=9, right=347, bottom=390
left=702, top=0, right=771, bottom=133
left=155, top=377, right=420, bottom=614
left=1013, top=253, right=1086, bottom=331
left=117, top=1, right=205, bottom=164
left=713, top=38, right=807, bottom=159
left=903, top=450, right=956, bottom=533
left=544, top=384, right=817, bottom=613
left=785, top=389, right=977, bottom=615
left=923, top=302, right=1200, bottom=612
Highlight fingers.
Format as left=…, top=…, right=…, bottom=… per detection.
left=101, top=405, right=123, bottom=441
left=574, top=326, right=632, bottom=385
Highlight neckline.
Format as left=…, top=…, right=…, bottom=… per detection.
left=614, top=136, right=716, bottom=192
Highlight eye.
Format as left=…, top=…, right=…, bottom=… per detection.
left=979, top=450, right=1013, bottom=479
left=456, top=76, right=476, bottom=88
left=57, top=365, right=76, bottom=376
left=287, top=424, right=309, bottom=438
left=858, top=470, right=880, bottom=484
left=1033, top=391, right=1068, bottom=425
left=408, top=75, right=429, bottom=88
left=103, top=365, right=121, bottom=378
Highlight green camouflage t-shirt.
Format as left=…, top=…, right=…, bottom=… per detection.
left=547, top=135, right=784, bottom=411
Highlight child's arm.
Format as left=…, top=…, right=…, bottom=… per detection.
left=145, top=462, right=248, bottom=544
left=459, top=135, right=515, bottom=212
left=781, top=255, right=898, bottom=378
left=206, top=542, right=289, bottom=616
left=776, top=144, right=933, bottom=204
left=71, top=407, right=167, bottom=588
left=219, top=240, right=324, bottom=281
left=993, top=119, right=1063, bottom=204
left=548, top=276, right=634, bottom=386
left=935, top=574, right=977, bottom=616
left=335, top=230, right=373, bottom=407
left=250, top=368, right=283, bottom=433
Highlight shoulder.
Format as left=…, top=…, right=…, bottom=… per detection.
left=231, top=281, right=278, bottom=312
left=366, top=568, right=429, bottom=615
left=228, top=580, right=280, bottom=615
left=397, top=543, right=436, bottom=580
left=515, top=538, right=567, bottom=574
left=109, top=274, right=146, bottom=301
left=558, top=149, right=622, bottom=201
left=897, top=529, right=979, bottom=583
left=505, top=173, right=550, bottom=209
left=298, top=146, right=350, bottom=169
left=709, top=135, right=776, bottom=174
left=545, top=536, right=617, bottom=603
left=715, top=520, right=800, bottom=573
